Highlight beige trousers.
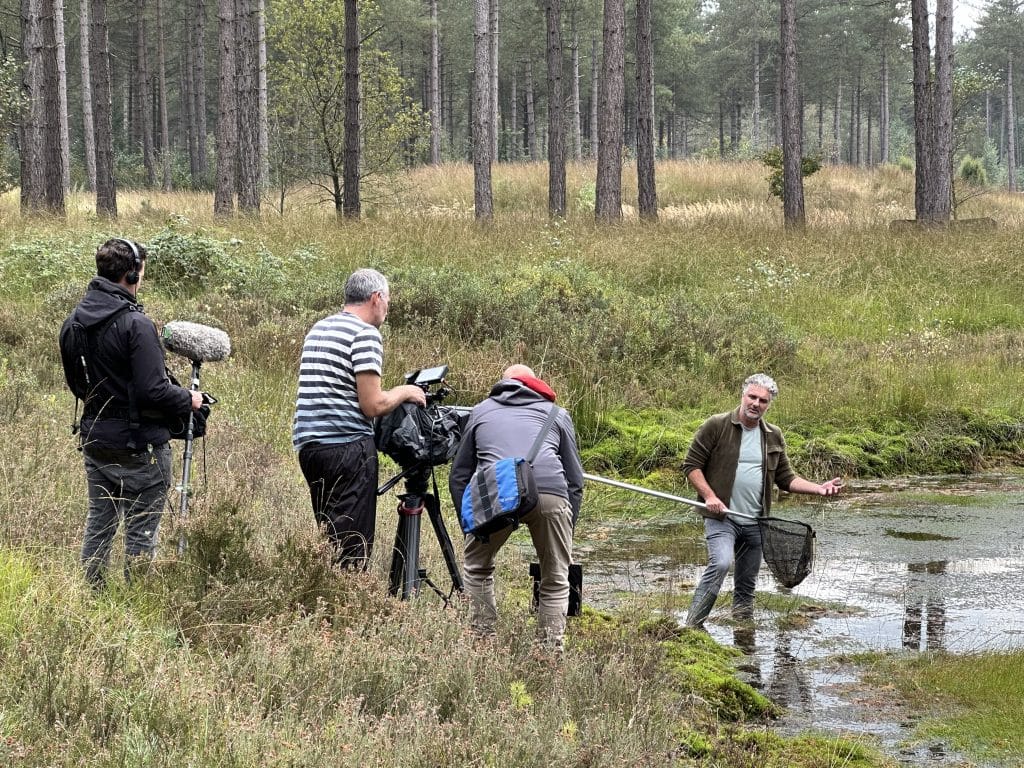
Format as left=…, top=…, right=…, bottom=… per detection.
left=462, top=493, right=574, bottom=647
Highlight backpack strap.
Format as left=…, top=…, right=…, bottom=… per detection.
left=526, top=405, right=561, bottom=464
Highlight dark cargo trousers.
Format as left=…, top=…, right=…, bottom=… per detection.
left=81, top=442, right=173, bottom=586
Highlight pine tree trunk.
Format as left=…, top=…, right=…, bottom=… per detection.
left=489, top=0, right=499, bottom=162
left=879, top=48, right=890, bottom=164
left=136, top=0, right=156, bottom=186
left=24, top=0, right=65, bottom=212
left=589, top=35, right=598, bottom=159
left=525, top=58, right=537, bottom=161
left=545, top=0, right=565, bottom=216
left=213, top=0, right=236, bottom=214
left=54, top=0, right=70, bottom=190
left=773, top=71, right=781, bottom=146
left=635, top=0, right=656, bottom=219
left=194, top=0, right=208, bottom=177
left=595, top=0, right=623, bottom=221
left=343, top=0, right=360, bottom=217
left=752, top=40, right=761, bottom=151
left=20, top=0, right=46, bottom=211
left=853, top=71, right=861, bottom=165
left=156, top=0, right=172, bottom=190
left=780, top=0, right=804, bottom=228
left=257, top=0, right=268, bottom=187
left=235, top=0, right=259, bottom=212
left=816, top=98, right=823, bottom=153
left=428, top=0, right=441, bottom=164
left=718, top=101, right=725, bottom=158
left=866, top=105, right=873, bottom=165
left=933, top=0, right=953, bottom=218
left=832, top=81, right=841, bottom=164
left=79, top=0, right=97, bottom=190
left=183, top=3, right=198, bottom=178
left=1007, top=54, right=1017, bottom=192
left=472, top=0, right=492, bottom=218
left=570, top=10, right=582, bottom=161
left=911, top=0, right=952, bottom=222
left=121, top=63, right=129, bottom=147
left=509, top=64, right=519, bottom=161
left=89, top=0, right=116, bottom=216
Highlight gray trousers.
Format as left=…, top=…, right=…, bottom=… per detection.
left=81, top=442, right=173, bottom=586
left=685, top=516, right=763, bottom=627
left=463, top=493, right=574, bottom=646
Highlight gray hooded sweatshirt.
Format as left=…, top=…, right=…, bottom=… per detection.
left=448, top=378, right=584, bottom=521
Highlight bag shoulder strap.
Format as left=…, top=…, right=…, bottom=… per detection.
left=525, top=405, right=561, bottom=464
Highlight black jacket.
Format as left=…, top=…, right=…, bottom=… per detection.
left=59, top=276, right=192, bottom=450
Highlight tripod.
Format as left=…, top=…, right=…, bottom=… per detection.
left=177, top=359, right=202, bottom=556
left=379, top=462, right=464, bottom=603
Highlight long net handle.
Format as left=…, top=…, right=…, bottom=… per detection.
left=581, top=472, right=757, bottom=520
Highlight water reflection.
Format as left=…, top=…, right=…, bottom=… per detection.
left=902, top=561, right=948, bottom=651
left=731, top=625, right=814, bottom=710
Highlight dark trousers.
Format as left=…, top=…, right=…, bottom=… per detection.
left=81, top=442, right=173, bottom=587
left=298, top=436, right=378, bottom=569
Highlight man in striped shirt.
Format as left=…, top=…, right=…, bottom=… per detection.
left=293, top=268, right=426, bottom=568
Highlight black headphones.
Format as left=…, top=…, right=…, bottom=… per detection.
left=115, top=238, right=142, bottom=285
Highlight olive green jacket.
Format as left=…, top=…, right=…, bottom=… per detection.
left=681, top=408, right=797, bottom=517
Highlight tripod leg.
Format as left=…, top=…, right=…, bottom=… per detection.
left=388, top=517, right=407, bottom=597
left=425, top=493, right=464, bottom=594
left=390, top=499, right=423, bottom=599
left=176, top=360, right=202, bottom=556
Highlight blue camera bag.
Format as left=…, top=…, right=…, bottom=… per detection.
left=459, top=406, right=560, bottom=541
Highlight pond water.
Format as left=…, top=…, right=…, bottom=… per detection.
left=573, top=473, right=1024, bottom=768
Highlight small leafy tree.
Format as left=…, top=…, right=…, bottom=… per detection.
left=761, top=147, right=821, bottom=202
left=267, top=0, right=426, bottom=214
left=958, top=155, right=986, bottom=186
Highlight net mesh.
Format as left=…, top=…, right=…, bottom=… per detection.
left=758, top=516, right=815, bottom=588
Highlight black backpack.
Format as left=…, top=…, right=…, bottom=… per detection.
left=59, top=303, right=136, bottom=434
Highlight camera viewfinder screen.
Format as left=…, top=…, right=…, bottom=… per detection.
left=410, top=365, right=448, bottom=385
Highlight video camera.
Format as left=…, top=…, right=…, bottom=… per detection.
left=375, top=364, right=465, bottom=471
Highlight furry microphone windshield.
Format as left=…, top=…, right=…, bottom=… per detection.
left=162, top=321, right=232, bottom=363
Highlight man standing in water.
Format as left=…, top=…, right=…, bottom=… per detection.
left=683, top=373, right=842, bottom=628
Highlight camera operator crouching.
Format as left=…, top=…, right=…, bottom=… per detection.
left=449, top=365, right=584, bottom=653
left=292, top=268, right=426, bottom=569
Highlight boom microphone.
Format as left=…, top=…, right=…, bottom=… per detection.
left=162, top=321, right=232, bottom=363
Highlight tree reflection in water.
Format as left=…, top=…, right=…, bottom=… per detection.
left=732, top=625, right=814, bottom=708
left=902, top=560, right=948, bottom=651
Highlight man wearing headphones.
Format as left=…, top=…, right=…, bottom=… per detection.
left=59, top=238, right=202, bottom=588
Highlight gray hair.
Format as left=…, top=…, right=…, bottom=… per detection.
left=344, top=268, right=389, bottom=304
left=742, top=373, right=779, bottom=398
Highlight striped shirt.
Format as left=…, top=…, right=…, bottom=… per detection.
left=292, top=311, right=383, bottom=450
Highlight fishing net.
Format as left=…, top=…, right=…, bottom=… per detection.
left=758, top=516, right=815, bottom=588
